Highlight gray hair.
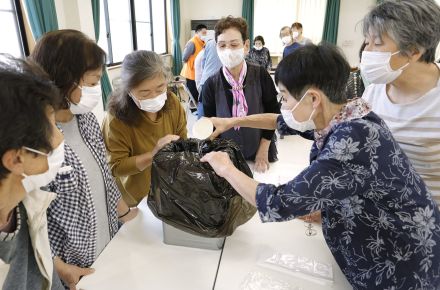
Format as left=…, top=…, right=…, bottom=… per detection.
left=362, top=0, right=440, bottom=63
left=120, top=50, right=171, bottom=93
left=107, top=50, right=172, bottom=125
left=279, top=26, right=291, bottom=38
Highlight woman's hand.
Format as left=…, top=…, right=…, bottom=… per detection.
left=54, top=257, right=95, bottom=290
left=117, top=199, right=138, bottom=223
left=200, top=151, right=235, bottom=178
left=298, top=211, right=322, bottom=224
left=254, top=151, right=269, bottom=173
left=119, top=207, right=139, bottom=223
left=209, top=117, right=236, bottom=140
left=136, top=134, right=180, bottom=171
left=254, top=138, right=270, bottom=173
left=152, top=134, right=180, bottom=155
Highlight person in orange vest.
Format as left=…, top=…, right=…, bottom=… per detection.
left=181, top=24, right=207, bottom=104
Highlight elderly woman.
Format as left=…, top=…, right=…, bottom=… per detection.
left=202, top=43, right=440, bottom=289
left=280, top=26, right=301, bottom=59
left=246, top=35, right=272, bottom=70
left=201, top=16, right=280, bottom=173
left=361, top=0, right=440, bottom=204
left=31, top=30, right=136, bottom=289
left=103, top=50, right=187, bottom=206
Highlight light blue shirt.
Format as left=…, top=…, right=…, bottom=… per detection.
left=199, top=39, right=222, bottom=89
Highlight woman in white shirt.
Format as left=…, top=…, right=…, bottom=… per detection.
left=361, top=0, right=440, bottom=203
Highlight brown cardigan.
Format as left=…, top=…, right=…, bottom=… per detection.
left=102, top=92, right=187, bottom=206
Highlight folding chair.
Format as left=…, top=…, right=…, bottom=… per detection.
left=169, top=76, right=189, bottom=102
left=168, top=76, right=198, bottom=116
left=182, top=81, right=198, bottom=116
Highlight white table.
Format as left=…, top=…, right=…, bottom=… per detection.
left=77, top=200, right=222, bottom=290
left=214, top=156, right=352, bottom=290
left=215, top=215, right=352, bottom=290
left=78, top=136, right=351, bottom=290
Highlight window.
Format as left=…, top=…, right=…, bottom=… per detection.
left=254, top=0, right=297, bottom=55
left=0, top=0, right=29, bottom=57
left=254, top=0, right=327, bottom=54
left=99, top=0, right=167, bottom=65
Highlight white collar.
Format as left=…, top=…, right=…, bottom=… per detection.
left=22, top=189, right=57, bottom=224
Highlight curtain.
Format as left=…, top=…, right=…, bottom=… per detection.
left=23, top=0, right=58, bottom=40
left=91, top=0, right=100, bottom=41
left=321, top=0, right=340, bottom=44
left=242, top=0, right=254, bottom=42
left=171, top=0, right=182, bottom=76
left=297, top=0, right=327, bottom=44
left=91, top=0, right=112, bottom=109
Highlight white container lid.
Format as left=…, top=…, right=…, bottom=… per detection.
left=192, top=117, right=214, bottom=139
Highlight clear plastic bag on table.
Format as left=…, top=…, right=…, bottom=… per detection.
left=258, top=252, right=334, bottom=283
left=147, top=138, right=256, bottom=238
left=240, top=271, right=300, bottom=290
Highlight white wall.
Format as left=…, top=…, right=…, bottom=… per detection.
left=179, top=0, right=376, bottom=67
left=54, top=0, right=105, bottom=122
left=179, top=0, right=242, bottom=49
left=55, top=0, right=95, bottom=39
left=49, top=0, right=439, bottom=123
left=337, top=0, right=376, bottom=67
left=54, top=0, right=381, bottom=92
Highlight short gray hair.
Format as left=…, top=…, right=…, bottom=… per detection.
left=279, top=26, right=291, bottom=38
left=362, top=0, right=440, bottom=63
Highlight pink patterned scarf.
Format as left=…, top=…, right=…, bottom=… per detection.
left=222, top=62, right=248, bottom=130
left=314, top=98, right=372, bottom=150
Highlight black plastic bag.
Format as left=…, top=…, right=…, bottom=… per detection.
left=147, top=138, right=256, bottom=238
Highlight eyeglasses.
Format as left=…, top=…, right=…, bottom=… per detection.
left=217, top=40, right=244, bottom=49
left=23, top=147, right=49, bottom=157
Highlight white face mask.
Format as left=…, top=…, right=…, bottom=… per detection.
left=70, top=83, right=102, bottom=115
left=21, top=142, right=65, bottom=193
left=360, top=51, right=409, bottom=84
left=200, top=35, right=208, bottom=42
left=292, top=31, right=299, bottom=39
left=254, top=45, right=263, bottom=51
left=280, top=91, right=316, bottom=132
left=281, top=36, right=292, bottom=45
left=217, top=48, right=245, bottom=69
left=130, top=91, right=167, bottom=113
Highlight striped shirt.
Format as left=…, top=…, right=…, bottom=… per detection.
left=363, top=65, right=440, bottom=202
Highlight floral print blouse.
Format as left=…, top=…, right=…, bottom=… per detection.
left=246, top=47, right=272, bottom=70
left=256, top=98, right=440, bottom=289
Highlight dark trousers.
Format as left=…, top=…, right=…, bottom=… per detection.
left=186, top=79, right=199, bottom=103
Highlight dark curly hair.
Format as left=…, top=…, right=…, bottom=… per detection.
left=215, top=16, right=249, bottom=42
